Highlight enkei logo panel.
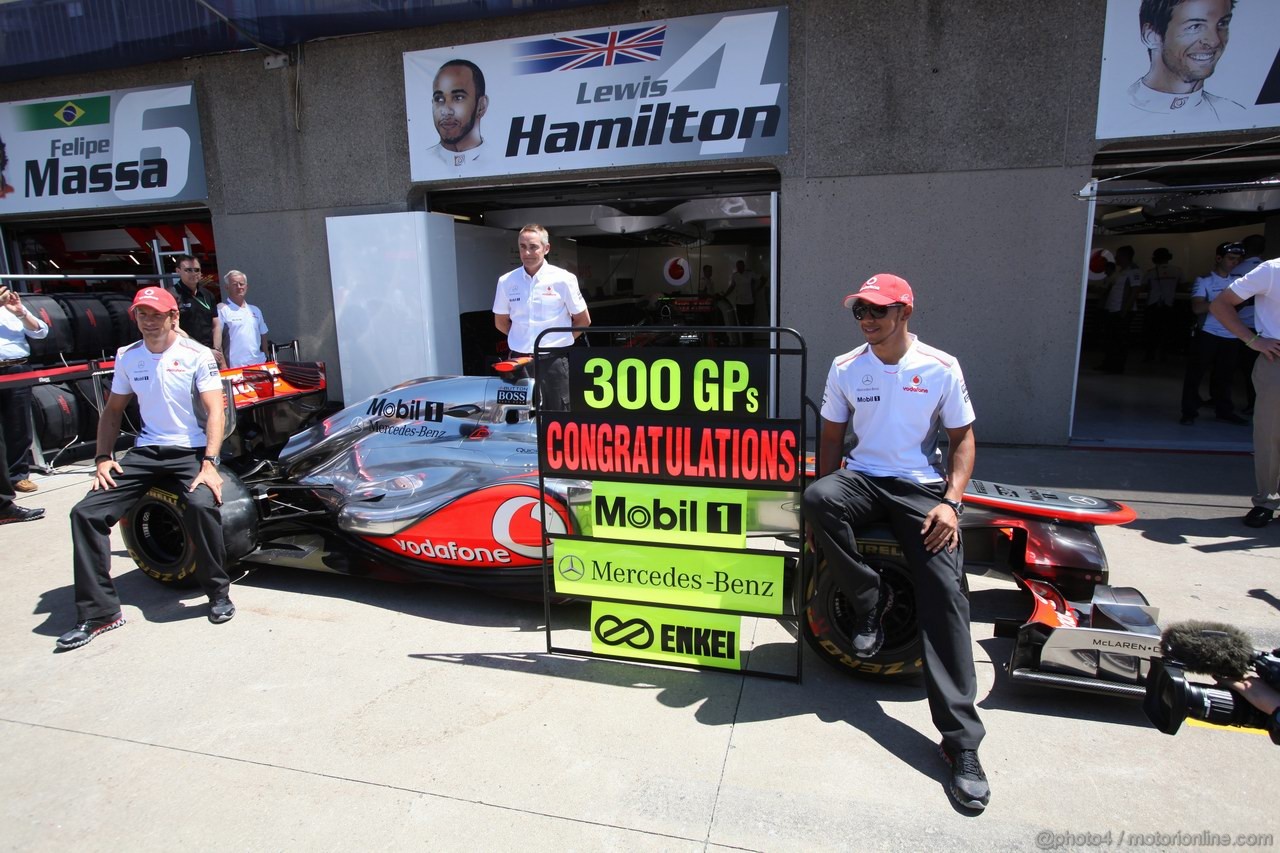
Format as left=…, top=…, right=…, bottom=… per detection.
left=590, top=601, right=743, bottom=670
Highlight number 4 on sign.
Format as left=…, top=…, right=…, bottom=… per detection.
left=650, top=11, right=783, bottom=157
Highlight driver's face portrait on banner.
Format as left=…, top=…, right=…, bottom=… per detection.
left=431, top=60, right=488, bottom=152
left=1140, top=0, right=1234, bottom=93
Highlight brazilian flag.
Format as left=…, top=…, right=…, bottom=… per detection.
left=15, top=97, right=111, bottom=131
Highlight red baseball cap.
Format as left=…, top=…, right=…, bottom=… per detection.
left=129, top=286, right=178, bottom=316
left=843, top=274, right=914, bottom=309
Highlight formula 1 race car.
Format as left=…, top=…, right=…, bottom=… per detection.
left=121, top=360, right=1158, bottom=697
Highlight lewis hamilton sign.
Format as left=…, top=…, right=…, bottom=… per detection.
left=404, top=7, right=788, bottom=180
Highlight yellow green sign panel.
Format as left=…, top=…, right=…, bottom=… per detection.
left=553, top=536, right=785, bottom=615
left=590, top=601, right=743, bottom=670
left=588, top=480, right=748, bottom=549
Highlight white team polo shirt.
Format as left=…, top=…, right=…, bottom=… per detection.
left=217, top=299, right=269, bottom=367
left=111, top=337, right=223, bottom=447
left=1195, top=272, right=1237, bottom=338
left=492, top=261, right=587, bottom=353
left=820, top=335, right=975, bottom=484
left=1228, top=258, right=1280, bottom=340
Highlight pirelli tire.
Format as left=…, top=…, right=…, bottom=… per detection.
left=803, top=543, right=969, bottom=682
left=120, top=468, right=259, bottom=588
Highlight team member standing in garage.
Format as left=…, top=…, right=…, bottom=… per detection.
left=492, top=224, right=590, bottom=410
left=169, top=254, right=225, bottom=369
left=216, top=269, right=269, bottom=368
left=803, top=273, right=988, bottom=811
left=57, top=286, right=234, bottom=650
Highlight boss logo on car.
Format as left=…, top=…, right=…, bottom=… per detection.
left=497, top=387, right=528, bottom=404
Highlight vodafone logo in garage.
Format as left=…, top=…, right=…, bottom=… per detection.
left=371, top=483, right=571, bottom=567
left=663, top=257, right=691, bottom=287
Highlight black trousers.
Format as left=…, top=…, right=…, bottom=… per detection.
left=803, top=469, right=986, bottom=751
left=0, top=385, right=14, bottom=508
left=510, top=350, right=570, bottom=411
left=0, top=362, right=34, bottom=484
left=70, top=445, right=228, bottom=621
left=1181, top=331, right=1239, bottom=419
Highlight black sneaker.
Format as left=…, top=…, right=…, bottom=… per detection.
left=1243, top=507, right=1274, bottom=529
left=56, top=613, right=125, bottom=651
left=0, top=503, right=45, bottom=524
left=209, top=597, right=236, bottom=624
left=939, top=744, right=990, bottom=811
left=852, top=585, right=893, bottom=658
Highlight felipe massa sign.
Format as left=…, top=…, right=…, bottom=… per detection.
left=403, top=8, right=788, bottom=180
left=0, top=83, right=208, bottom=214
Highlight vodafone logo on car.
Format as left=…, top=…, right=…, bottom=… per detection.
left=371, top=484, right=571, bottom=567
left=492, top=494, right=569, bottom=559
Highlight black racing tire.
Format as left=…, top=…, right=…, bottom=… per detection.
left=31, top=383, right=80, bottom=450
left=802, top=545, right=970, bottom=681
left=21, top=295, right=74, bottom=364
left=803, top=548, right=922, bottom=680
left=120, top=468, right=259, bottom=588
left=53, top=294, right=116, bottom=360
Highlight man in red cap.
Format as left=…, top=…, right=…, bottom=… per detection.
left=57, top=286, right=234, bottom=651
left=803, top=273, right=988, bottom=810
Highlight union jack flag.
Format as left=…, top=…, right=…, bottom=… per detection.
left=513, top=25, right=666, bottom=74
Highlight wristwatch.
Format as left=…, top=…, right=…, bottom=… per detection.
left=202, top=455, right=221, bottom=465
left=940, top=497, right=964, bottom=517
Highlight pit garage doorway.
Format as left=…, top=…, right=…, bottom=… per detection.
left=1073, top=139, right=1280, bottom=452
left=423, top=170, right=780, bottom=376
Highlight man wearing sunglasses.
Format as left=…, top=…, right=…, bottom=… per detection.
left=803, top=273, right=987, bottom=811
left=169, top=254, right=225, bottom=369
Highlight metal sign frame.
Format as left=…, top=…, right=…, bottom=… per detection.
left=535, top=324, right=807, bottom=681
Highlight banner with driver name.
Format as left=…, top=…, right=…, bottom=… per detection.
left=403, top=7, right=788, bottom=181
left=0, top=83, right=208, bottom=214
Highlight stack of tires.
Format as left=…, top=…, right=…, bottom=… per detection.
left=23, top=290, right=144, bottom=461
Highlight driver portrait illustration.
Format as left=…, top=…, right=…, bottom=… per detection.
left=426, top=58, right=488, bottom=177
left=0, top=135, right=14, bottom=199
left=1125, top=0, right=1246, bottom=125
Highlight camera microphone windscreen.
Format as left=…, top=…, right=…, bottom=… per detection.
left=1160, top=620, right=1255, bottom=679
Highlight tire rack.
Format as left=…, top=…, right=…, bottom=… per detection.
left=2, top=273, right=181, bottom=473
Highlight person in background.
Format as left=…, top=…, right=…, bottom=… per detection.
left=0, top=284, right=48, bottom=495
left=1098, top=245, right=1142, bottom=374
left=698, top=264, right=715, bottom=295
left=0, top=285, right=46, bottom=524
left=1142, top=247, right=1182, bottom=363
left=725, top=259, right=757, bottom=326
left=169, top=254, right=225, bottom=369
left=217, top=270, right=269, bottom=368
left=1181, top=242, right=1247, bottom=425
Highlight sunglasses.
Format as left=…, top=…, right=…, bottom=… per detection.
left=851, top=301, right=904, bottom=320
